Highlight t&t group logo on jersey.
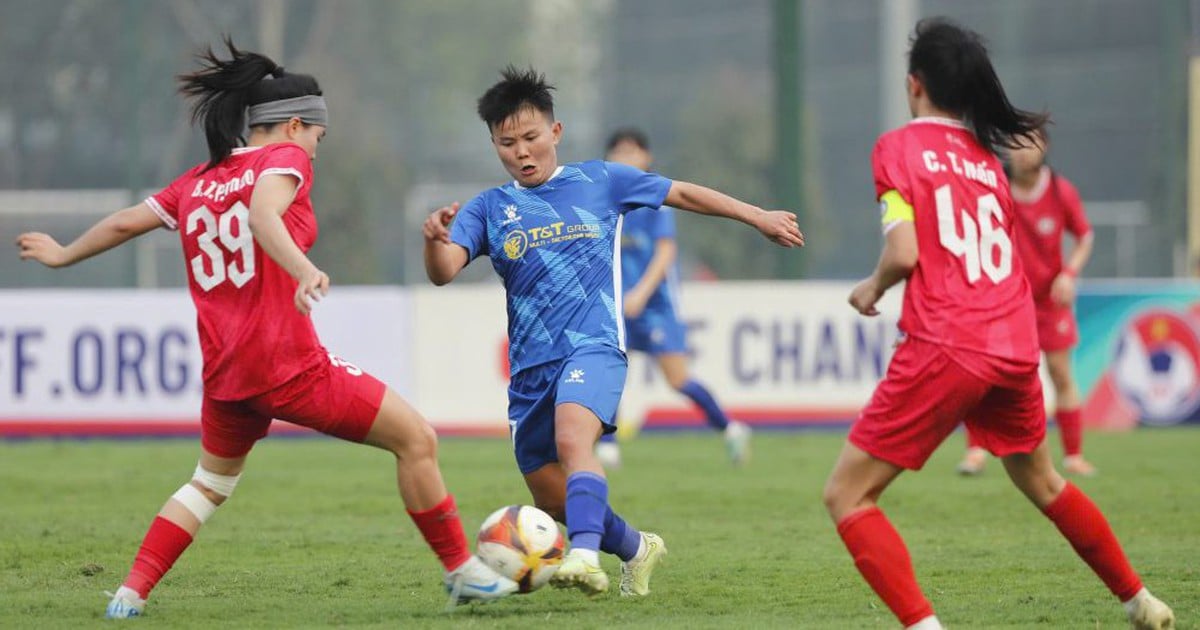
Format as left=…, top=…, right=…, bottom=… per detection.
left=504, top=229, right=529, bottom=260
left=1111, top=309, right=1200, bottom=425
left=503, top=221, right=602, bottom=260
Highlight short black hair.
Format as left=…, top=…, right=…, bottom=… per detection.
left=605, top=127, right=649, bottom=153
left=476, top=65, right=555, bottom=130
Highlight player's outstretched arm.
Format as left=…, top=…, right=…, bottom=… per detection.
left=849, top=221, right=917, bottom=316
left=247, top=173, right=328, bottom=315
left=423, top=203, right=469, bottom=286
left=664, top=181, right=804, bottom=248
left=16, top=203, right=162, bottom=268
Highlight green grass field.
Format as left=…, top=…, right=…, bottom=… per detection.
left=1, top=428, right=1196, bottom=629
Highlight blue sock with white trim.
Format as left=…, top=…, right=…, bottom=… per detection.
left=565, top=472, right=608, bottom=556
left=679, top=379, right=730, bottom=431
left=599, top=506, right=642, bottom=561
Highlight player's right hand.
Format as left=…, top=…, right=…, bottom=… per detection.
left=15, top=232, right=70, bottom=268
left=423, top=202, right=460, bottom=244
left=755, top=210, right=805, bottom=248
left=849, top=277, right=883, bottom=316
left=294, top=266, right=330, bottom=316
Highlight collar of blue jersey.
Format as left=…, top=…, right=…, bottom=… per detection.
left=513, top=165, right=565, bottom=190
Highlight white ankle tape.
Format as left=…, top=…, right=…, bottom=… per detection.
left=193, top=464, right=241, bottom=497
left=171, top=483, right=218, bottom=523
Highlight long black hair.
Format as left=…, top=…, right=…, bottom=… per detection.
left=908, top=18, right=1048, bottom=155
left=177, top=37, right=322, bottom=170
left=476, top=65, right=555, bottom=131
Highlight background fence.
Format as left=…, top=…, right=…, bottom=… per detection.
left=0, top=0, right=1192, bottom=288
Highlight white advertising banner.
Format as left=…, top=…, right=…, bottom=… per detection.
left=409, top=283, right=511, bottom=434
left=622, top=281, right=903, bottom=429
left=0, top=287, right=411, bottom=435
left=1, top=282, right=902, bottom=436
left=406, top=281, right=903, bottom=433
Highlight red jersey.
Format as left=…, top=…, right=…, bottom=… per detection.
left=1011, top=166, right=1090, bottom=303
left=146, top=143, right=326, bottom=400
left=872, top=117, right=1039, bottom=367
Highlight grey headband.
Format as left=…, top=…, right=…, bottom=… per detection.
left=246, top=95, right=328, bottom=128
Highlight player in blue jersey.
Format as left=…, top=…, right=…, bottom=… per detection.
left=595, top=128, right=750, bottom=470
left=423, top=66, right=803, bottom=598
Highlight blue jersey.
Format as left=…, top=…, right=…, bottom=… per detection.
left=620, top=205, right=681, bottom=318
left=451, top=160, right=672, bottom=375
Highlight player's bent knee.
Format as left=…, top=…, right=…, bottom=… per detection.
left=821, top=476, right=873, bottom=521
left=821, top=476, right=847, bottom=515
left=822, top=485, right=848, bottom=519
left=172, top=464, right=242, bottom=523
left=1003, top=456, right=1065, bottom=508
left=389, top=419, right=439, bottom=462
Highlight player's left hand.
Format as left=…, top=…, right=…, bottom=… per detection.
left=1050, top=272, right=1076, bottom=307
left=755, top=210, right=805, bottom=248
left=294, top=266, right=330, bottom=316
left=15, top=232, right=70, bottom=268
left=849, top=277, right=884, bottom=316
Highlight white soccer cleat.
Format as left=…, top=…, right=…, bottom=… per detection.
left=905, top=615, right=944, bottom=630
left=104, top=586, right=145, bottom=619
left=724, top=421, right=752, bottom=466
left=956, top=447, right=988, bottom=476
left=1062, top=455, right=1098, bottom=477
left=550, top=550, right=609, bottom=597
left=443, top=555, right=519, bottom=607
left=596, top=441, right=622, bottom=470
left=619, top=532, right=667, bottom=597
left=1125, top=588, right=1174, bottom=630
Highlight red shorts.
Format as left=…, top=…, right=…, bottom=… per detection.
left=201, top=354, right=387, bottom=458
left=850, top=338, right=1046, bottom=470
left=1035, top=302, right=1078, bottom=353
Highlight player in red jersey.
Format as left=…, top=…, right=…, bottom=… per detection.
left=958, top=128, right=1097, bottom=476
left=15, top=40, right=516, bottom=618
left=822, top=18, right=1173, bottom=630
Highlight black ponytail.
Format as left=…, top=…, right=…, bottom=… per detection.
left=908, top=18, right=1048, bottom=156
left=177, top=36, right=322, bottom=170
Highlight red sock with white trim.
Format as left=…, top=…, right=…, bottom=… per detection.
left=1057, top=407, right=1083, bottom=457
left=123, top=516, right=195, bottom=599
left=1042, top=482, right=1143, bottom=600
left=837, top=507, right=934, bottom=626
left=407, top=494, right=472, bottom=572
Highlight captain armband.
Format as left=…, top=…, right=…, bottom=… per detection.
left=879, top=189, right=914, bottom=234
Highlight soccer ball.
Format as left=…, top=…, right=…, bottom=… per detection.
left=476, top=505, right=565, bottom=593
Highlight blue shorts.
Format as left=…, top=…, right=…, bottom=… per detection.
left=624, top=309, right=687, bottom=354
left=507, top=345, right=628, bottom=474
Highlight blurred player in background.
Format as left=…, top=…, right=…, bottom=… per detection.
left=594, top=127, right=751, bottom=470
left=423, top=67, right=803, bottom=598
left=957, top=128, right=1096, bottom=476
left=823, top=18, right=1173, bottom=630
left=15, top=40, right=515, bottom=619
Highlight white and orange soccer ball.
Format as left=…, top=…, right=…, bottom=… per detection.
left=476, top=505, right=565, bottom=593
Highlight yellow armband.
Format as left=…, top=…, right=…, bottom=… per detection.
left=879, top=189, right=914, bottom=233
